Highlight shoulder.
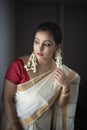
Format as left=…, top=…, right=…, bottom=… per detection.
left=9, top=55, right=30, bottom=67
left=7, top=58, right=24, bottom=71
left=62, top=64, right=80, bottom=82
left=5, top=56, right=27, bottom=77
left=19, top=55, right=30, bottom=65
left=5, top=56, right=29, bottom=84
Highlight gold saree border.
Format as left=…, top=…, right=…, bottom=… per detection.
left=61, top=70, right=77, bottom=130
left=67, top=70, right=76, bottom=82
left=8, top=69, right=77, bottom=130
left=62, top=106, right=67, bottom=130
left=21, top=104, right=48, bottom=125
left=17, top=70, right=53, bottom=91
left=20, top=87, right=61, bottom=126
left=8, top=87, right=61, bottom=130
left=7, top=104, right=48, bottom=130
left=18, top=69, right=76, bottom=91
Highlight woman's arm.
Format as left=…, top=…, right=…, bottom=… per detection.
left=2, top=79, right=23, bottom=130
left=56, top=84, right=70, bottom=108
left=54, top=69, right=70, bottom=108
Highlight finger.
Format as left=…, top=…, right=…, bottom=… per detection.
left=54, top=76, right=62, bottom=86
left=54, top=75, right=62, bottom=82
left=54, top=73, right=65, bottom=82
left=54, top=71, right=64, bottom=79
left=56, top=68, right=63, bottom=74
left=55, top=69, right=64, bottom=77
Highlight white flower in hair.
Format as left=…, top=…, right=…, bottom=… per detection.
left=55, top=48, right=62, bottom=69
left=54, top=48, right=63, bottom=86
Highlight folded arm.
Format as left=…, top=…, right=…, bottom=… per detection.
left=2, top=79, right=23, bottom=130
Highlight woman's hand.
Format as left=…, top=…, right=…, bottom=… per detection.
left=54, top=69, right=70, bottom=107
left=54, top=69, right=70, bottom=92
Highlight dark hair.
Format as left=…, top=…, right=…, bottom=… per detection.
left=35, top=21, right=62, bottom=45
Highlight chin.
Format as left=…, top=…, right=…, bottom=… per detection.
left=37, top=56, right=46, bottom=62
left=37, top=56, right=44, bottom=60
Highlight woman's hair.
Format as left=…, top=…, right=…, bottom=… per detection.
left=35, top=21, right=62, bottom=45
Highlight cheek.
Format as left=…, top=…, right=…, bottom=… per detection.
left=33, top=44, right=37, bottom=51
left=45, top=49, right=55, bottom=57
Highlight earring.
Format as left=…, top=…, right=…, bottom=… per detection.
left=24, top=52, right=38, bottom=73
left=55, top=48, right=62, bottom=69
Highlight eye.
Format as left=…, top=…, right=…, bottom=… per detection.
left=34, top=40, right=39, bottom=44
left=43, top=43, right=51, bottom=47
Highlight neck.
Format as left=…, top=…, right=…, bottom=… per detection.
left=38, top=58, right=53, bottom=65
left=37, top=58, right=56, bottom=72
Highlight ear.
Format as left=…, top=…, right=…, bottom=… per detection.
left=55, top=44, right=61, bottom=50
left=58, top=44, right=61, bottom=48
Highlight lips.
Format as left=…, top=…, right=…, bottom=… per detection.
left=36, top=52, right=44, bottom=56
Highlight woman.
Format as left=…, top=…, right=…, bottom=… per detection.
left=1, top=22, right=80, bottom=130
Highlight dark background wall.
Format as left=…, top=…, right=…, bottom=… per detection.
left=64, top=4, right=87, bottom=81
left=0, top=0, right=87, bottom=127
left=15, top=0, right=87, bottom=82
left=15, top=3, right=59, bottom=56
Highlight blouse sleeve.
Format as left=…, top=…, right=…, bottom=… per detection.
left=5, top=59, right=22, bottom=84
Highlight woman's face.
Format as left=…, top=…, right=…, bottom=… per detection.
left=33, top=31, right=57, bottom=63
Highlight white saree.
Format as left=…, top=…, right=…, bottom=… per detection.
left=1, top=65, right=80, bottom=130
left=14, top=70, right=61, bottom=130
left=52, top=65, right=80, bottom=130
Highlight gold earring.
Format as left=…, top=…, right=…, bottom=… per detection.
left=24, top=52, right=38, bottom=73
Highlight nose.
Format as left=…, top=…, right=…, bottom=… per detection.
left=38, top=44, right=43, bottom=51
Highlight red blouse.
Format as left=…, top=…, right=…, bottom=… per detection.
left=5, top=58, right=30, bottom=85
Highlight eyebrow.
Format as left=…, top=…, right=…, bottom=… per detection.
left=34, top=37, right=54, bottom=44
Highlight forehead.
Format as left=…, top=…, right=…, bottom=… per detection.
left=35, top=31, right=54, bottom=41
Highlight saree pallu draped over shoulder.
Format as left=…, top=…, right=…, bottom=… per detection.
left=52, top=65, right=80, bottom=130
left=1, top=65, right=80, bottom=130
left=7, top=69, right=61, bottom=130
